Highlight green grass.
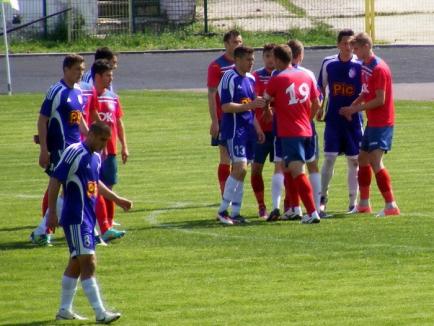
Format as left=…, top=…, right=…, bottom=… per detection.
left=0, top=91, right=433, bottom=325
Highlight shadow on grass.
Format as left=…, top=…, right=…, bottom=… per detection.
left=0, top=237, right=66, bottom=251
left=3, top=321, right=93, bottom=326
left=0, top=225, right=35, bottom=232
left=132, top=203, right=219, bottom=213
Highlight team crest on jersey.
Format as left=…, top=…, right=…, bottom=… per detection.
left=348, top=68, right=356, bottom=79
left=240, top=97, right=252, bottom=105
left=69, top=110, right=82, bottom=125
left=87, top=181, right=98, bottom=198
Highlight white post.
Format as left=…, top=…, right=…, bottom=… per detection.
left=1, top=1, right=12, bottom=95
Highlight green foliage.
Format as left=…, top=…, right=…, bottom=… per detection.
left=1, top=92, right=432, bottom=325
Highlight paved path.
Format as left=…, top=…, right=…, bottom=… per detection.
left=0, top=46, right=432, bottom=100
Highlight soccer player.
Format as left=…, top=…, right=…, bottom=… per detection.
left=92, top=59, right=129, bottom=241
left=340, top=32, right=400, bottom=217
left=317, top=29, right=363, bottom=214
left=216, top=46, right=266, bottom=224
left=82, top=47, right=118, bottom=90
left=264, top=45, right=321, bottom=224
left=207, top=30, right=243, bottom=196
left=46, top=122, right=132, bottom=323
left=31, top=54, right=88, bottom=246
left=251, top=43, right=282, bottom=219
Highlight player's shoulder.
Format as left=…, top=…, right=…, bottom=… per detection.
left=82, top=70, right=93, bottom=83
left=45, top=81, right=66, bottom=100
left=221, top=68, right=237, bottom=84
left=321, top=54, right=339, bottom=66
left=246, top=72, right=255, bottom=82
left=62, top=142, right=87, bottom=163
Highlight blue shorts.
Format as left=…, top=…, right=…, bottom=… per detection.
left=226, top=130, right=256, bottom=163
left=63, top=223, right=96, bottom=258
left=274, top=136, right=282, bottom=162
left=361, top=126, right=393, bottom=152
left=324, top=122, right=363, bottom=156
left=100, top=154, right=118, bottom=187
left=211, top=120, right=225, bottom=146
left=305, top=130, right=319, bottom=163
left=253, top=131, right=274, bottom=164
left=280, top=137, right=312, bottom=166
left=45, top=149, right=62, bottom=176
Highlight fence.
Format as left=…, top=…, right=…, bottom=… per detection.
left=1, top=0, right=433, bottom=44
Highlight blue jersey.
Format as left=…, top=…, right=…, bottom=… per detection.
left=52, top=142, right=101, bottom=226
left=40, top=80, right=85, bottom=153
left=218, top=69, right=256, bottom=141
left=318, top=54, right=362, bottom=126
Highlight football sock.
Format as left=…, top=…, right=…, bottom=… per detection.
left=309, top=172, right=321, bottom=211
left=251, top=173, right=265, bottom=208
left=104, top=197, right=115, bottom=229
left=320, top=154, right=336, bottom=198
left=375, top=168, right=395, bottom=203
left=81, top=277, right=105, bottom=315
left=347, top=157, right=359, bottom=208
left=285, top=172, right=300, bottom=208
left=41, top=189, right=49, bottom=217
left=294, top=173, right=316, bottom=215
left=219, top=176, right=238, bottom=213
left=271, top=173, right=284, bottom=210
left=231, top=181, right=244, bottom=217
left=95, top=195, right=110, bottom=235
left=358, top=165, right=372, bottom=205
left=60, top=275, right=78, bottom=311
left=218, top=164, right=231, bottom=196
left=283, top=172, right=292, bottom=211
left=35, top=196, right=63, bottom=236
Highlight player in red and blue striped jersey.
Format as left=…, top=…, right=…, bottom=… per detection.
left=207, top=30, right=242, bottom=197
left=46, top=122, right=132, bottom=323
left=340, top=32, right=400, bottom=217
left=216, top=46, right=266, bottom=225
left=317, top=29, right=363, bottom=215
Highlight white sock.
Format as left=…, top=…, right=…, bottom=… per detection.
left=219, top=176, right=238, bottom=213
left=231, top=181, right=244, bottom=217
left=81, top=277, right=105, bottom=315
left=309, top=172, right=321, bottom=211
left=60, top=275, right=78, bottom=311
left=347, top=157, right=359, bottom=208
left=271, top=173, right=284, bottom=210
left=320, top=154, right=337, bottom=197
left=34, top=196, right=63, bottom=235
left=293, top=206, right=303, bottom=217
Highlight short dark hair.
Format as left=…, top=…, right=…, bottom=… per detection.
left=337, top=29, right=355, bottom=43
left=273, top=45, right=292, bottom=65
left=91, top=59, right=113, bottom=80
left=63, top=54, right=84, bottom=70
left=89, top=121, right=111, bottom=137
left=287, top=39, right=303, bottom=60
left=223, top=29, right=241, bottom=43
left=263, top=43, right=276, bottom=54
left=94, top=47, right=116, bottom=61
left=233, top=46, right=254, bottom=59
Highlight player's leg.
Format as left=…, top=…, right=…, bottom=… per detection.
left=320, top=123, right=339, bottom=213
left=31, top=194, right=63, bottom=246
left=346, top=155, right=359, bottom=211
left=306, top=126, right=321, bottom=212
left=251, top=162, right=266, bottom=218
left=218, top=143, right=231, bottom=196
left=266, top=160, right=284, bottom=221
left=345, top=122, right=363, bottom=212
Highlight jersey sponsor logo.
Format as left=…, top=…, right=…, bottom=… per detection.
left=87, top=181, right=98, bottom=198
left=98, top=111, right=115, bottom=123
left=240, top=97, right=252, bottom=105
left=332, top=82, right=355, bottom=96
left=69, top=110, right=82, bottom=125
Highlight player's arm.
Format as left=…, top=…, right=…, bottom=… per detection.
left=340, top=89, right=385, bottom=121
left=79, top=116, right=89, bottom=137
left=117, top=118, right=129, bottom=164
left=46, top=177, right=62, bottom=229
left=98, top=180, right=133, bottom=212
left=222, top=97, right=266, bottom=113
left=310, top=97, right=321, bottom=121
left=37, top=114, right=50, bottom=169
left=253, top=116, right=265, bottom=144
left=208, top=87, right=219, bottom=138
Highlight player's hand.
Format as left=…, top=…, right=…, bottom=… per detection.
left=316, top=108, right=324, bottom=122
left=210, top=121, right=219, bottom=139
left=39, top=150, right=50, bottom=169
left=115, top=197, right=133, bottom=212
left=256, top=130, right=265, bottom=144
left=121, top=147, right=129, bottom=164
left=252, top=96, right=266, bottom=109
left=46, top=210, right=59, bottom=229
left=339, top=106, right=354, bottom=121
left=263, top=106, right=273, bottom=123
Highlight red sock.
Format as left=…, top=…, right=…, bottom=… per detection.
left=96, top=195, right=110, bottom=234
left=251, top=174, right=265, bottom=208
left=41, top=189, right=49, bottom=217
left=284, top=172, right=300, bottom=209
left=294, top=174, right=316, bottom=215
left=375, top=168, right=395, bottom=203
left=218, top=164, right=230, bottom=196
left=358, top=165, right=372, bottom=201
left=104, top=197, right=115, bottom=229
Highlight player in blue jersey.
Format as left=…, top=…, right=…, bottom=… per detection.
left=31, top=54, right=89, bottom=246
left=317, top=29, right=363, bottom=215
left=216, top=46, right=266, bottom=224
left=46, top=122, right=132, bottom=323
left=82, top=47, right=118, bottom=91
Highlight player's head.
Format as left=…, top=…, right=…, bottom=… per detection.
left=223, top=30, right=243, bottom=57
left=234, top=46, right=254, bottom=74
left=94, top=47, right=118, bottom=70
left=262, top=43, right=276, bottom=70
left=287, top=39, right=304, bottom=64
left=272, top=45, right=292, bottom=70
left=63, top=54, right=85, bottom=85
left=87, top=121, right=112, bottom=152
left=91, top=59, right=113, bottom=90
left=337, top=29, right=355, bottom=58
left=350, top=32, right=373, bottom=61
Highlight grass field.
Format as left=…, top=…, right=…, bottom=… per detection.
left=0, top=91, right=433, bottom=325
